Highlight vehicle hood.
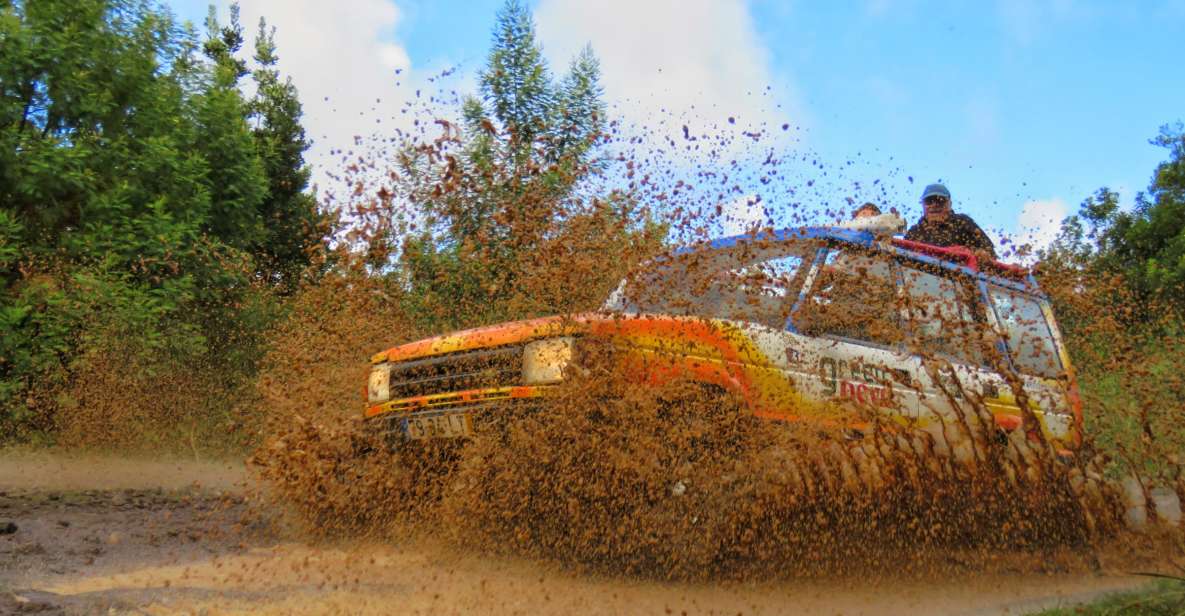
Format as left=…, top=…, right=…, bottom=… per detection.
left=371, top=312, right=777, bottom=369
left=371, top=314, right=599, bottom=364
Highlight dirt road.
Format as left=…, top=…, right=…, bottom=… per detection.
left=0, top=451, right=1150, bottom=615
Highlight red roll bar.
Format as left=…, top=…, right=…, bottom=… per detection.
left=890, top=237, right=1028, bottom=277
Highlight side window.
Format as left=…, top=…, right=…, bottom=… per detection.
left=711, top=253, right=807, bottom=329
left=899, top=265, right=986, bottom=365
left=989, top=288, right=1062, bottom=378
left=792, top=248, right=901, bottom=346
left=617, top=240, right=818, bottom=327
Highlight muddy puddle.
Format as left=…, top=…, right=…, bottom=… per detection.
left=0, top=454, right=1160, bottom=616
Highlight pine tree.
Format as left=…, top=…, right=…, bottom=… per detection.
left=198, top=4, right=267, bottom=252
left=202, top=4, right=248, bottom=80
left=248, top=17, right=325, bottom=290
left=467, top=0, right=605, bottom=173
left=392, top=0, right=657, bottom=331
left=549, top=45, right=605, bottom=164
left=479, top=0, right=553, bottom=165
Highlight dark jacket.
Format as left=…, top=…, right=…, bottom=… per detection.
left=905, top=213, right=997, bottom=259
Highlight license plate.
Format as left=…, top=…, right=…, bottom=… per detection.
left=404, top=413, right=473, bottom=439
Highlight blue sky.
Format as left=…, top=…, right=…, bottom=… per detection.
left=170, top=0, right=1184, bottom=253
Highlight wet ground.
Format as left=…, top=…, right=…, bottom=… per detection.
left=0, top=451, right=1153, bottom=615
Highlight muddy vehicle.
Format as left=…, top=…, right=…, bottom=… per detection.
left=365, top=220, right=1082, bottom=461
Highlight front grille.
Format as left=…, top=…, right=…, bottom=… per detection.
left=388, top=345, right=523, bottom=399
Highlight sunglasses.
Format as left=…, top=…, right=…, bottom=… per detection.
left=923, top=196, right=949, bottom=206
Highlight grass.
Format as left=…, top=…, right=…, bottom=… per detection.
left=1033, top=580, right=1185, bottom=615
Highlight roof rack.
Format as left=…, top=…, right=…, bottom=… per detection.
left=890, top=237, right=1028, bottom=277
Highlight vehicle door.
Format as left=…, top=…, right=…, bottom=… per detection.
left=683, top=239, right=823, bottom=414
left=786, top=243, right=921, bottom=425
left=983, top=283, right=1077, bottom=448
left=896, top=260, right=1010, bottom=459
left=610, top=237, right=826, bottom=411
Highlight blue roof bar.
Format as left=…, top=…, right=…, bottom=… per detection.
left=670, top=226, right=1041, bottom=296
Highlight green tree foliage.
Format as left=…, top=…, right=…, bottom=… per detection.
left=203, top=7, right=325, bottom=289
left=550, top=46, right=606, bottom=164
left=248, top=19, right=325, bottom=289
left=0, top=0, right=323, bottom=442
left=1047, top=124, right=1185, bottom=310
left=392, top=0, right=658, bottom=331
left=1040, top=125, right=1185, bottom=481
left=479, top=0, right=555, bottom=163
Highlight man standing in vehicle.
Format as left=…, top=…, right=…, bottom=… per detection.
left=905, top=183, right=997, bottom=259
left=853, top=202, right=881, bottom=219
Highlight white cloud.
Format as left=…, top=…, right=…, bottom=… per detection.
left=378, top=43, right=411, bottom=69
left=1013, top=197, right=1069, bottom=255
left=533, top=0, right=802, bottom=154
left=719, top=194, right=769, bottom=237
left=213, top=1, right=803, bottom=221
left=219, top=0, right=420, bottom=195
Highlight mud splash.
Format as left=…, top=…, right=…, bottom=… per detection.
left=253, top=349, right=1137, bottom=582
left=441, top=373, right=1105, bottom=580
left=244, top=53, right=1184, bottom=585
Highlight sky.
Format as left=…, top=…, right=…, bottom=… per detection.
left=169, top=0, right=1185, bottom=254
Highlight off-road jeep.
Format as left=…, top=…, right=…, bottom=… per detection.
left=364, top=221, right=1081, bottom=460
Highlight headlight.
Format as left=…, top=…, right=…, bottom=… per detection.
left=522, top=337, right=575, bottom=385
left=368, top=364, right=392, bottom=403
left=1043, top=412, right=1071, bottom=441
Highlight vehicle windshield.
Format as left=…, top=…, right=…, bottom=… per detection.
left=988, top=286, right=1063, bottom=379
left=607, top=239, right=820, bottom=330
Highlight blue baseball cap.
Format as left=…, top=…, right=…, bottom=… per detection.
left=921, top=183, right=951, bottom=201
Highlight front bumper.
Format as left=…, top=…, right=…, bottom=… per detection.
left=365, top=385, right=552, bottom=419
left=365, top=385, right=554, bottom=440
